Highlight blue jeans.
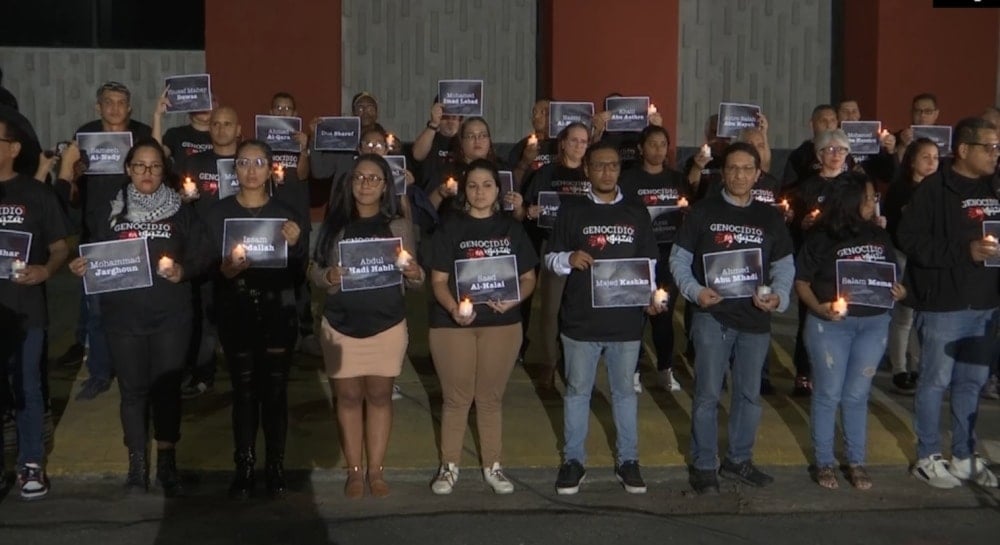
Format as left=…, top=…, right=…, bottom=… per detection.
left=85, top=294, right=111, bottom=382
left=560, top=334, right=640, bottom=465
left=804, top=313, right=890, bottom=467
left=690, top=312, right=771, bottom=470
left=914, top=308, right=999, bottom=460
left=2, top=328, right=46, bottom=466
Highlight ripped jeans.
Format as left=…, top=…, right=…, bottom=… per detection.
left=804, top=312, right=890, bottom=467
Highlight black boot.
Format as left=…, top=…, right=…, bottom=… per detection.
left=125, top=449, right=148, bottom=494
left=155, top=448, right=183, bottom=498
left=229, top=448, right=256, bottom=500
left=266, top=454, right=287, bottom=499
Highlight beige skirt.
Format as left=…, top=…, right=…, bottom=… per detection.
left=320, top=317, right=408, bottom=379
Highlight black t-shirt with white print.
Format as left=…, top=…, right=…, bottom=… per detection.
left=618, top=166, right=688, bottom=247
left=95, top=203, right=210, bottom=335
left=796, top=225, right=898, bottom=318
left=429, top=213, right=538, bottom=328
left=548, top=197, right=658, bottom=342
left=674, top=193, right=794, bottom=333
left=520, top=162, right=590, bottom=247
left=163, top=125, right=212, bottom=165
left=0, top=175, right=73, bottom=329
left=323, top=215, right=406, bottom=338
left=705, top=172, right=783, bottom=207
left=507, top=136, right=559, bottom=172
left=177, top=149, right=236, bottom=218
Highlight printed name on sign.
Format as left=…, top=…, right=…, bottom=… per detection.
left=438, top=80, right=484, bottom=117
left=0, top=229, right=32, bottom=280
left=164, top=74, right=212, bottom=113
left=338, top=237, right=404, bottom=292
left=454, top=254, right=520, bottom=305
left=702, top=248, right=763, bottom=299
left=590, top=258, right=654, bottom=308
left=840, top=121, right=882, bottom=156
left=255, top=115, right=303, bottom=153
left=222, top=218, right=289, bottom=269
left=77, top=132, right=134, bottom=175
left=835, top=259, right=897, bottom=309
left=604, top=96, right=650, bottom=133
left=548, top=102, right=595, bottom=139
left=716, top=103, right=762, bottom=139
left=314, top=117, right=362, bottom=151
left=80, top=238, right=154, bottom=295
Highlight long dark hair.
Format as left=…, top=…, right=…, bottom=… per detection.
left=453, top=158, right=501, bottom=215
left=452, top=116, right=497, bottom=164
left=897, top=137, right=938, bottom=186
left=112, top=138, right=169, bottom=224
left=817, top=173, right=871, bottom=240
left=314, top=154, right=399, bottom=265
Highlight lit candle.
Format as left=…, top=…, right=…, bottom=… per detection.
left=272, top=163, right=285, bottom=183
left=810, top=208, right=821, bottom=218
left=779, top=198, right=790, bottom=211
left=231, top=244, right=247, bottom=264
left=157, top=256, right=174, bottom=276
left=757, top=285, right=772, bottom=297
left=880, top=129, right=890, bottom=138
left=527, top=133, right=538, bottom=146
left=677, top=196, right=689, bottom=208
left=986, top=235, right=998, bottom=244
left=386, top=133, right=396, bottom=149
left=832, top=297, right=848, bottom=316
left=445, top=176, right=458, bottom=193
left=182, top=176, right=197, bottom=197
left=653, top=288, right=668, bottom=307
left=700, top=144, right=712, bottom=159
left=395, top=248, right=413, bottom=270
left=458, top=297, right=473, bottom=318
left=10, top=258, right=26, bottom=279
left=648, top=103, right=658, bottom=115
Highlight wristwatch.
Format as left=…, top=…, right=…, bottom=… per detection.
left=426, top=121, right=439, bottom=130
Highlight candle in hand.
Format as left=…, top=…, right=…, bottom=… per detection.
left=880, top=129, right=890, bottom=138
left=386, top=133, right=396, bottom=149
left=653, top=288, right=669, bottom=307
left=986, top=235, right=998, bottom=244
left=700, top=143, right=712, bottom=159
left=810, top=208, right=821, bottom=218
left=458, top=297, right=473, bottom=318
left=527, top=133, right=538, bottom=146
left=396, top=248, right=413, bottom=270
left=677, top=197, right=689, bottom=208
left=157, top=256, right=174, bottom=276
left=272, top=163, right=285, bottom=183
left=779, top=199, right=790, bottom=211
left=832, top=297, right=848, bottom=316
left=757, top=285, right=772, bottom=297
left=10, top=258, right=26, bottom=279
left=445, top=176, right=458, bottom=193
left=231, top=244, right=247, bottom=263
left=182, top=176, right=197, bottom=197
left=648, top=103, right=658, bottom=115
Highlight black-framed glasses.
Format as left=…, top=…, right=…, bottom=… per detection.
left=589, top=160, right=621, bottom=172
left=351, top=173, right=385, bottom=187
left=969, top=142, right=1000, bottom=153
left=235, top=157, right=270, bottom=169
left=129, top=163, right=165, bottom=174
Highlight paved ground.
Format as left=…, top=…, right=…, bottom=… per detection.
left=2, top=269, right=1000, bottom=543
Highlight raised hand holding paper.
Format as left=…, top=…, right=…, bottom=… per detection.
left=255, top=115, right=303, bottom=153
left=164, top=74, right=212, bottom=113
left=548, top=102, right=594, bottom=138
left=77, top=132, right=133, bottom=175
left=314, top=117, right=361, bottom=151
left=438, top=79, right=484, bottom=116
left=841, top=121, right=882, bottom=155
left=222, top=218, right=289, bottom=268
left=79, top=238, right=154, bottom=295
left=911, top=125, right=953, bottom=154
left=604, top=96, right=650, bottom=132
left=717, top=103, right=762, bottom=139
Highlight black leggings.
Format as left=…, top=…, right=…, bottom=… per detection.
left=218, top=291, right=297, bottom=457
left=108, top=325, right=190, bottom=451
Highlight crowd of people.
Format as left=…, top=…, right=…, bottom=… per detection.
left=1, top=71, right=999, bottom=502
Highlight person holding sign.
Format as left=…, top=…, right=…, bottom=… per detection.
left=0, top=108, right=72, bottom=500
left=518, top=122, right=591, bottom=387
left=882, top=138, right=939, bottom=395
left=897, top=93, right=940, bottom=157
left=670, top=142, right=794, bottom=495
left=593, top=93, right=664, bottom=171
left=783, top=105, right=856, bottom=191
left=310, top=154, right=423, bottom=498
left=897, top=117, right=1000, bottom=489
left=203, top=139, right=306, bottom=500
left=682, top=114, right=728, bottom=203
left=426, top=117, right=507, bottom=213
left=426, top=159, right=537, bottom=495
left=152, top=87, right=215, bottom=164
left=411, top=98, right=461, bottom=175
left=507, top=98, right=557, bottom=180
left=794, top=176, right=905, bottom=490
left=545, top=142, right=660, bottom=496
left=68, top=139, right=210, bottom=496
left=618, top=125, right=687, bottom=392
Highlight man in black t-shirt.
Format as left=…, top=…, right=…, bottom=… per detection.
left=670, top=142, right=794, bottom=495
left=412, top=98, right=461, bottom=188
left=545, top=143, right=661, bottom=496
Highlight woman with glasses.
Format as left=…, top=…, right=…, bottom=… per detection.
left=518, top=122, right=590, bottom=388
left=69, top=138, right=209, bottom=496
left=428, top=159, right=537, bottom=495
left=202, top=139, right=305, bottom=500
left=795, top=174, right=905, bottom=490
left=427, top=117, right=508, bottom=213
left=311, top=154, right=424, bottom=498
left=618, top=125, right=688, bottom=392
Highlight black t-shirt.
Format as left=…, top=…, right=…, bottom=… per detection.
left=704, top=172, right=783, bottom=206
left=96, top=203, right=210, bottom=334
left=177, top=149, right=236, bottom=218
left=429, top=213, right=538, bottom=329
left=75, top=120, right=153, bottom=241
left=618, top=167, right=688, bottom=247
left=682, top=155, right=724, bottom=203
left=271, top=171, right=311, bottom=236
left=599, top=132, right=642, bottom=170
left=163, top=125, right=212, bottom=165
left=416, top=133, right=457, bottom=189
left=322, top=216, right=406, bottom=337
left=548, top=197, right=658, bottom=342
left=674, top=194, right=794, bottom=333
left=507, top=136, right=558, bottom=173
left=796, top=225, right=898, bottom=318
left=426, top=157, right=510, bottom=219
left=272, top=151, right=301, bottom=171
left=520, top=162, right=590, bottom=247
left=0, top=175, right=73, bottom=328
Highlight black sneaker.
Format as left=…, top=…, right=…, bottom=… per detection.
left=892, top=372, right=917, bottom=395
left=555, top=459, right=586, bottom=495
left=75, top=377, right=111, bottom=401
left=719, top=459, right=773, bottom=487
left=689, top=467, right=720, bottom=495
left=17, top=464, right=49, bottom=500
left=55, top=343, right=85, bottom=367
left=792, top=375, right=812, bottom=397
left=615, top=460, right=647, bottom=494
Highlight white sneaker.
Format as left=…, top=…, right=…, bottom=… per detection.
left=948, top=455, right=998, bottom=487
left=659, top=369, right=681, bottom=392
left=391, top=384, right=403, bottom=401
left=483, top=462, right=514, bottom=494
left=633, top=372, right=643, bottom=394
left=911, top=454, right=963, bottom=489
left=431, top=463, right=459, bottom=495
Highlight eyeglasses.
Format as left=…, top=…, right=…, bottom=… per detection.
left=362, top=142, right=386, bottom=151
left=969, top=142, right=1000, bottom=153
left=354, top=104, right=377, bottom=113
left=351, top=173, right=385, bottom=187
left=235, top=157, right=270, bottom=169
left=129, top=163, right=164, bottom=175
left=272, top=105, right=294, bottom=113
left=819, top=146, right=850, bottom=155
left=463, top=132, right=491, bottom=141
left=724, top=165, right=758, bottom=175
left=589, top=161, right=621, bottom=172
